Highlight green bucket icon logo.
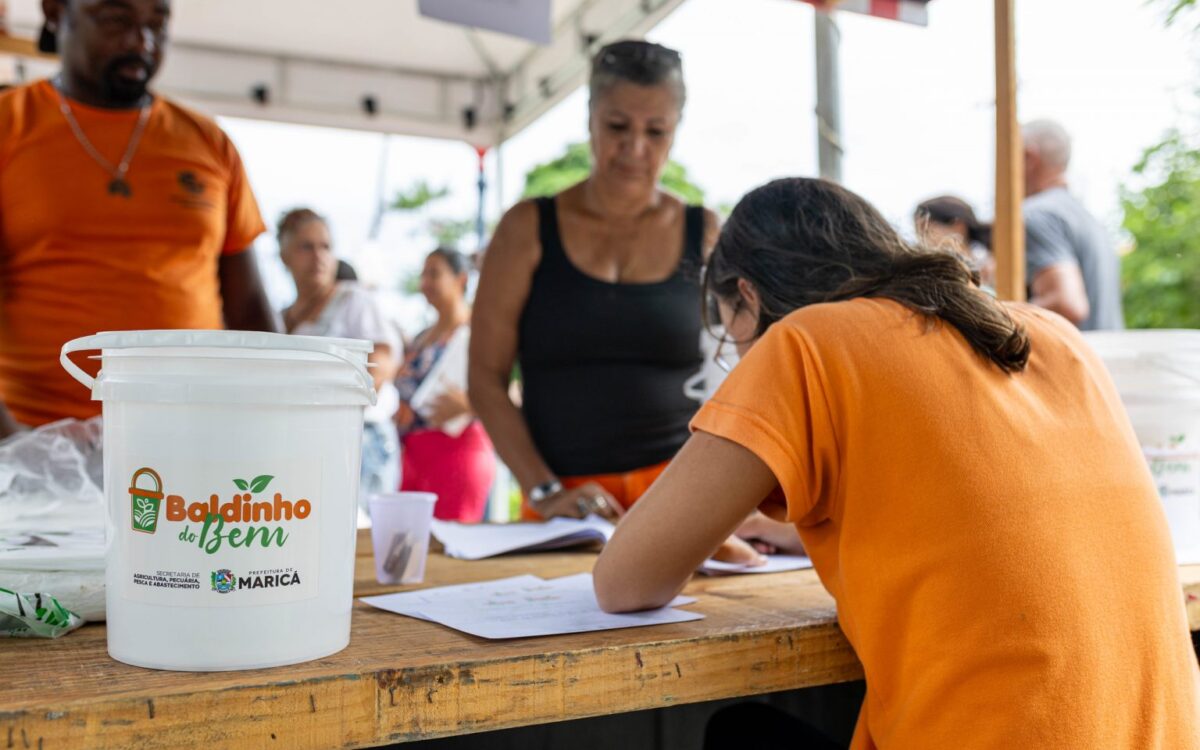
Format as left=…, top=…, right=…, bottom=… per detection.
left=129, top=468, right=164, bottom=534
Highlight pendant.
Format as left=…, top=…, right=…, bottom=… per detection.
left=108, top=178, right=132, bottom=198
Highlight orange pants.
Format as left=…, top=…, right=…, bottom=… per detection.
left=521, top=461, right=670, bottom=520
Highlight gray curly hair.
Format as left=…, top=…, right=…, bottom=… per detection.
left=589, top=40, right=686, bottom=114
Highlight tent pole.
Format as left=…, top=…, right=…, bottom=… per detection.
left=993, top=0, right=1025, bottom=301
left=475, top=146, right=488, bottom=252
left=495, top=141, right=505, bottom=221
left=814, top=8, right=843, bottom=183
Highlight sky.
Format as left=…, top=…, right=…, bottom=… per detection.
left=219, top=0, right=1199, bottom=329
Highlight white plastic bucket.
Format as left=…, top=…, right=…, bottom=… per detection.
left=1084, top=330, right=1200, bottom=562
left=60, top=330, right=376, bottom=671
left=683, top=329, right=737, bottom=403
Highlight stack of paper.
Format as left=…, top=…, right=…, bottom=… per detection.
left=360, top=573, right=703, bottom=639
left=431, top=516, right=616, bottom=560
left=429, top=517, right=814, bottom=577
left=699, top=554, right=813, bottom=576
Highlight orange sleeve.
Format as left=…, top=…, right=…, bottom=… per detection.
left=219, top=134, right=266, bottom=255
left=0, top=90, right=18, bottom=175
left=689, top=323, right=840, bottom=525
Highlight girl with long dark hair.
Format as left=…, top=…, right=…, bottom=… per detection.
left=596, top=178, right=1198, bottom=748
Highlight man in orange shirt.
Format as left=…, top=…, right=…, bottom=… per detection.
left=0, top=0, right=276, bottom=435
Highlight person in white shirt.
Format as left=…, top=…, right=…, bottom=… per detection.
left=278, top=208, right=401, bottom=516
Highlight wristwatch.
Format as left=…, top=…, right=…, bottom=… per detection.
left=528, top=479, right=564, bottom=507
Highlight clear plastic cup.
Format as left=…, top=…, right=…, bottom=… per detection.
left=368, top=492, right=437, bottom=584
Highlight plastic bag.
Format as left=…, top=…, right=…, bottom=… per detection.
left=0, top=417, right=104, bottom=531
left=0, top=418, right=105, bottom=623
left=0, top=587, right=84, bottom=638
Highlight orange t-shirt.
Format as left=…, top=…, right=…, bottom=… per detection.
left=692, top=298, right=1200, bottom=749
left=0, top=80, right=266, bottom=426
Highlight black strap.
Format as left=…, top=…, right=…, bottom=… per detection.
left=535, top=196, right=564, bottom=266
left=684, top=205, right=705, bottom=262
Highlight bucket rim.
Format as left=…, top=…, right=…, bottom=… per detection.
left=1083, top=329, right=1200, bottom=356
left=89, top=329, right=373, bottom=353
left=60, top=330, right=377, bottom=406
left=368, top=492, right=438, bottom=505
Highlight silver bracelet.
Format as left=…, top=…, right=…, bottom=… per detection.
left=528, top=479, right=564, bottom=508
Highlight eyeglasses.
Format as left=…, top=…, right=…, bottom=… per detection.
left=705, top=293, right=737, bottom=373
left=713, top=332, right=734, bottom=373
left=703, top=289, right=721, bottom=326
left=701, top=264, right=738, bottom=373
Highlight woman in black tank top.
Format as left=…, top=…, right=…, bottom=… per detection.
left=469, top=40, right=719, bottom=522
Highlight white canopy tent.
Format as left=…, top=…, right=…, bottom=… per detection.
left=2, top=0, right=1028, bottom=299
left=0, top=0, right=685, bottom=145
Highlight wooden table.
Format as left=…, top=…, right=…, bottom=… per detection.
left=0, top=531, right=860, bottom=749
left=3, top=532, right=1199, bottom=750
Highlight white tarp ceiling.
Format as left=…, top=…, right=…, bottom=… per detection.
left=2, top=0, right=686, bottom=145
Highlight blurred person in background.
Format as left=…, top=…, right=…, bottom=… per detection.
left=914, top=195, right=995, bottom=291
left=1023, top=119, right=1123, bottom=330
left=396, top=248, right=495, bottom=523
left=278, top=208, right=400, bottom=518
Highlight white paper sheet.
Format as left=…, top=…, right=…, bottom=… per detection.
left=417, top=0, right=552, bottom=45
left=408, top=325, right=471, bottom=437
left=699, top=554, right=813, bottom=576
left=359, top=574, right=542, bottom=621
left=360, top=573, right=702, bottom=639
left=431, top=516, right=616, bottom=560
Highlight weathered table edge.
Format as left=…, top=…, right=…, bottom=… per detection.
left=1, top=617, right=863, bottom=749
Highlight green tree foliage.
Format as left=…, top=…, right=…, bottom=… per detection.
left=429, top=218, right=477, bottom=248
left=521, top=142, right=706, bottom=204
left=1148, top=0, right=1200, bottom=29
left=391, top=180, right=450, bottom=211
left=521, top=143, right=593, bottom=199
left=1120, top=131, right=1200, bottom=328
left=1163, top=0, right=1197, bottom=24
left=390, top=180, right=476, bottom=251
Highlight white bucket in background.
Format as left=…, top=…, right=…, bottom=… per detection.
left=1084, top=330, right=1200, bottom=563
left=61, top=330, right=376, bottom=671
left=683, top=329, right=737, bottom=404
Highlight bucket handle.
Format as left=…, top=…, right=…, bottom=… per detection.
left=60, top=331, right=378, bottom=405
left=129, top=467, right=163, bottom=498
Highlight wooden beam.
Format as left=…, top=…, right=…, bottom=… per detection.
left=992, top=0, right=1025, bottom=301
left=0, top=34, right=54, bottom=60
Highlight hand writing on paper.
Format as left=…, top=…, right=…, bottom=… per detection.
left=712, top=534, right=766, bottom=567
left=428, top=387, right=471, bottom=428
left=735, top=511, right=806, bottom=556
